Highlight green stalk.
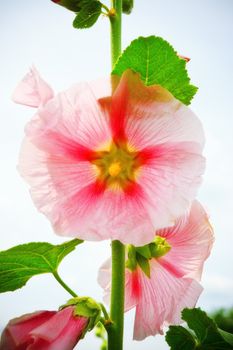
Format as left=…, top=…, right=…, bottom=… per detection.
left=110, top=0, right=122, bottom=68
left=108, top=241, right=125, bottom=350
left=107, top=2, right=125, bottom=349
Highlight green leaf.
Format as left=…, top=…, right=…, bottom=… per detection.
left=0, top=239, right=82, bottom=293
left=166, top=308, right=233, bottom=350
left=136, top=253, right=150, bottom=278
left=165, top=325, right=196, bottom=350
left=112, top=36, right=198, bottom=105
left=73, top=1, right=102, bottom=29
left=219, top=330, right=233, bottom=347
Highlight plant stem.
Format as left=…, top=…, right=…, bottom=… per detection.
left=107, top=2, right=125, bottom=349
left=108, top=240, right=125, bottom=350
left=53, top=271, right=77, bottom=297
left=110, top=0, right=122, bottom=68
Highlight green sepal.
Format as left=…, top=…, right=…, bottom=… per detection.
left=61, top=297, right=101, bottom=334
left=122, top=0, right=134, bottom=14
left=73, top=0, right=102, bottom=29
left=149, top=236, right=171, bottom=258
left=135, top=245, right=152, bottom=259
left=0, top=239, right=83, bottom=293
left=112, top=36, right=198, bottom=105
left=125, top=245, right=137, bottom=271
left=136, top=253, right=150, bottom=278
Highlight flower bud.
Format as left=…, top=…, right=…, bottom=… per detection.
left=0, top=306, right=89, bottom=350
left=122, top=0, right=134, bottom=14
left=51, top=0, right=82, bottom=12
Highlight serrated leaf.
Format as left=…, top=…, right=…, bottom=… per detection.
left=166, top=308, right=233, bottom=350
left=112, top=36, right=198, bottom=105
left=182, top=308, right=215, bottom=343
left=0, top=239, right=82, bottom=293
left=73, top=0, right=102, bottom=29
left=165, top=325, right=196, bottom=350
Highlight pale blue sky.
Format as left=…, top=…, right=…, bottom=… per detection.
left=0, top=1, right=233, bottom=349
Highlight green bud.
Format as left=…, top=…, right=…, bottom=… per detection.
left=51, top=0, right=82, bottom=12
left=149, top=236, right=171, bottom=258
left=122, top=0, right=134, bottom=14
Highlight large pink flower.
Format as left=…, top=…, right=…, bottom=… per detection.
left=0, top=306, right=88, bottom=350
left=14, top=68, right=205, bottom=245
left=98, top=201, right=214, bottom=340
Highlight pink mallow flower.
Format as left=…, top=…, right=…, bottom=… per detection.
left=14, top=68, right=205, bottom=245
left=98, top=201, right=214, bottom=340
left=0, top=306, right=88, bottom=350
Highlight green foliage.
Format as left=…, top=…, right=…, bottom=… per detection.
left=73, top=1, right=102, bottom=29
left=0, top=239, right=82, bottom=293
left=166, top=308, right=233, bottom=350
left=122, top=0, right=134, bottom=14
left=112, top=36, right=198, bottom=105
left=211, top=307, right=233, bottom=333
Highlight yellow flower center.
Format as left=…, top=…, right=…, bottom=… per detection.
left=92, top=142, right=141, bottom=190
left=108, top=161, right=122, bottom=177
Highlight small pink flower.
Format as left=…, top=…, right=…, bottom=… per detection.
left=0, top=306, right=88, bottom=350
left=15, top=68, right=205, bottom=245
left=98, top=201, right=214, bottom=340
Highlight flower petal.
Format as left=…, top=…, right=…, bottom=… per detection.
left=30, top=307, right=88, bottom=349
left=133, top=261, right=202, bottom=340
left=157, top=200, right=214, bottom=280
left=12, top=66, right=54, bottom=108
left=136, top=143, right=205, bottom=237
left=0, top=311, right=55, bottom=348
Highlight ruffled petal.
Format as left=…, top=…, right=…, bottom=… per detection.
left=12, top=66, right=54, bottom=108
left=133, top=261, right=202, bottom=340
left=157, top=200, right=214, bottom=280
left=136, top=143, right=205, bottom=236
